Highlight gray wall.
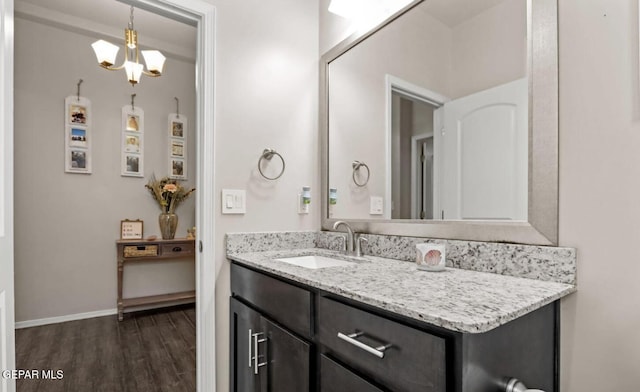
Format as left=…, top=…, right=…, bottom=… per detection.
left=14, top=17, right=197, bottom=322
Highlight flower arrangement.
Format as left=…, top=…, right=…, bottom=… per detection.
left=145, top=175, right=195, bottom=214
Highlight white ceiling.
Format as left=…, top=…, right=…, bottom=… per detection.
left=423, top=0, right=508, bottom=27
left=16, top=0, right=196, bottom=56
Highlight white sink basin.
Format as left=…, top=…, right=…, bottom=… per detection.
left=274, top=255, right=356, bottom=269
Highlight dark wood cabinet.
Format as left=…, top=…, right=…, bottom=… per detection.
left=230, top=298, right=262, bottom=392
left=318, top=297, right=446, bottom=392
left=262, top=318, right=311, bottom=392
left=230, top=298, right=311, bottom=392
left=320, top=355, right=383, bottom=392
left=230, top=263, right=558, bottom=392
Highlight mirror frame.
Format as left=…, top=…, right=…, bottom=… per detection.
left=320, top=0, right=558, bottom=245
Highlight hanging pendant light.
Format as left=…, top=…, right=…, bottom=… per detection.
left=91, top=6, right=166, bottom=86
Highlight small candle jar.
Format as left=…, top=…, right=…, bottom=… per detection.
left=415, top=243, right=446, bottom=272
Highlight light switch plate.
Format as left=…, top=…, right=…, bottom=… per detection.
left=370, top=196, right=384, bottom=215
left=222, top=189, right=246, bottom=214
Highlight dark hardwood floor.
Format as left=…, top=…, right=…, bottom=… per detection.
left=15, top=305, right=196, bottom=392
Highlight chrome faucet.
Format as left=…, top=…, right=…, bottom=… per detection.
left=333, top=221, right=354, bottom=254
left=333, top=221, right=368, bottom=257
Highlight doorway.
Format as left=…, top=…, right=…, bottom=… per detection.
left=386, top=75, right=447, bottom=220
left=1, top=0, right=216, bottom=391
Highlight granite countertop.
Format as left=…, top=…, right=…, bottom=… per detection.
left=228, top=248, right=576, bottom=334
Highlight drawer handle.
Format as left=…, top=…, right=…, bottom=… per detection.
left=172, top=246, right=182, bottom=252
left=337, top=331, right=392, bottom=359
left=248, top=329, right=253, bottom=368
left=137, top=246, right=146, bottom=251
left=252, top=332, right=268, bottom=375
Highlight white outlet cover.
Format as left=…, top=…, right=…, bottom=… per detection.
left=370, top=196, right=384, bottom=215
left=222, top=189, right=246, bottom=214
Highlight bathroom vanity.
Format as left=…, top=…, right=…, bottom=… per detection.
left=229, top=0, right=568, bottom=388
left=227, top=233, right=576, bottom=392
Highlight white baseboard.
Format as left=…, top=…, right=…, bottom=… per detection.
left=14, top=299, right=196, bottom=329
left=15, top=308, right=117, bottom=329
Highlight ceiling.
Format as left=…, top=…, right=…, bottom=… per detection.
left=16, top=0, right=196, bottom=56
left=423, top=0, right=508, bottom=27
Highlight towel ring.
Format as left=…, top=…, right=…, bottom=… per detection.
left=352, top=160, right=370, bottom=187
left=258, top=148, right=285, bottom=180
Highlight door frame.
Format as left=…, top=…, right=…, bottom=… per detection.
left=385, top=74, right=448, bottom=219
left=0, top=0, right=15, bottom=391
left=410, top=132, right=432, bottom=219
left=2, top=0, right=217, bottom=391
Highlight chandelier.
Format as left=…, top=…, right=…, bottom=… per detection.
left=91, top=6, right=166, bottom=86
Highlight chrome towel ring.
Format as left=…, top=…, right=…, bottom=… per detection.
left=352, top=160, right=370, bottom=187
left=258, top=148, right=285, bottom=180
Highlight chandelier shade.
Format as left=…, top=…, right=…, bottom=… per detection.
left=91, top=40, right=119, bottom=67
left=141, top=50, right=166, bottom=75
left=90, top=6, right=166, bottom=86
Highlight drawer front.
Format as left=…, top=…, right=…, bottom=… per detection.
left=318, top=297, right=446, bottom=392
left=123, top=245, right=158, bottom=258
left=160, top=242, right=195, bottom=257
left=320, top=355, right=383, bottom=392
left=231, top=263, right=312, bottom=338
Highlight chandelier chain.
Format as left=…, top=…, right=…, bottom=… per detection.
left=129, top=6, right=134, bottom=30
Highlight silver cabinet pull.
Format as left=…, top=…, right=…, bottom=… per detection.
left=248, top=329, right=253, bottom=368
left=337, top=331, right=391, bottom=358
left=252, top=332, right=268, bottom=375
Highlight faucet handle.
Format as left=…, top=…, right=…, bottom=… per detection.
left=356, top=235, right=368, bottom=257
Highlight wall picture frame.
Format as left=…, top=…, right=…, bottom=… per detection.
left=122, top=105, right=144, bottom=177
left=65, top=96, right=92, bottom=174
left=168, top=113, right=187, bottom=180
left=171, top=139, right=184, bottom=157
left=120, top=219, right=144, bottom=239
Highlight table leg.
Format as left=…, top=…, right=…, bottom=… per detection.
left=118, top=260, right=124, bottom=321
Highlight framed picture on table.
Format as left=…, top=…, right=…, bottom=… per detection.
left=120, top=219, right=144, bottom=240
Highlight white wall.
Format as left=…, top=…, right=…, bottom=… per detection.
left=558, top=0, right=640, bottom=390
left=13, top=17, right=197, bottom=322
left=319, top=0, right=353, bottom=54
left=209, top=1, right=320, bottom=391
left=450, top=0, right=526, bottom=99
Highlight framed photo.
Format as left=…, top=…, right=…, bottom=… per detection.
left=70, top=149, right=88, bottom=169
left=168, top=113, right=187, bottom=179
left=171, top=158, right=185, bottom=178
left=122, top=105, right=144, bottom=177
left=69, top=127, right=87, bottom=147
left=171, top=120, right=184, bottom=138
left=124, top=134, right=141, bottom=153
left=69, top=104, right=87, bottom=125
left=123, top=154, right=142, bottom=177
left=121, top=219, right=143, bottom=240
left=171, top=140, right=184, bottom=157
left=65, top=96, right=92, bottom=174
left=126, top=114, right=140, bottom=131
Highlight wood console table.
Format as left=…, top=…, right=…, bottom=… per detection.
left=116, top=238, right=196, bottom=321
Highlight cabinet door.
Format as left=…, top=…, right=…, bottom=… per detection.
left=230, top=298, right=262, bottom=392
left=320, top=355, right=383, bottom=392
left=262, top=317, right=311, bottom=392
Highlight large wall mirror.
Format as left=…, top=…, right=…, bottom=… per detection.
left=321, top=0, right=558, bottom=245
